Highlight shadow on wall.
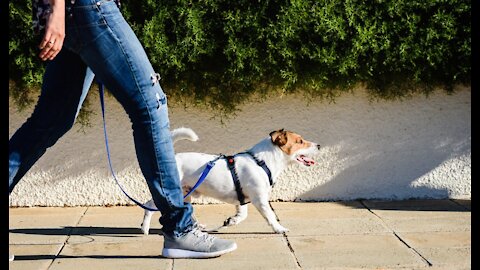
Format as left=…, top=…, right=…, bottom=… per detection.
left=298, top=108, right=471, bottom=201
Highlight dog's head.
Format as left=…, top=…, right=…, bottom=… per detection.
left=269, top=129, right=320, bottom=166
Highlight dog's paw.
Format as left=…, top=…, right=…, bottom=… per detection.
left=140, top=223, right=150, bottom=235
left=223, top=217, right=234, bottom=226
left=223, top=216, right=241, bottom=227
left=273, top=226, right=289, bottom=234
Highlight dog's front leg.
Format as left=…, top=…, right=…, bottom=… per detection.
left=251, top=197, right=289, bottom=234
left=223, top=204, right=248, bottom=227
left=140, top=199, right=156, bottom=235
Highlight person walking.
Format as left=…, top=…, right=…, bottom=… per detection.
left=9, top=0, right=237, bottom=260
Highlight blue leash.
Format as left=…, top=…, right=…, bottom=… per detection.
left=98, top=82, right=217, bottom=211
left=182, top=155, right=222, bottom=199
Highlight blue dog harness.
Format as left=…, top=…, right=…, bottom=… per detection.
left=175, top=152, right=273, bottom=205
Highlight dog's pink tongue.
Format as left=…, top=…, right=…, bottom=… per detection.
left=298, top=155, right=315, bottom=166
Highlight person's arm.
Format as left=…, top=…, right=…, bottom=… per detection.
left=38, top=0, right=65, bottom=61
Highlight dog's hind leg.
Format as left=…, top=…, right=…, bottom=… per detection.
left=223, top=204, right=248, bottom=227
left=140, top=199, right=156, bottom=235
left=251, top=196, right=289, bottom=234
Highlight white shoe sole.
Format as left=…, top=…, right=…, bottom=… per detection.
left=9, top=254, right=14, bottom=262
left=162, top=243, right=237, bottom=259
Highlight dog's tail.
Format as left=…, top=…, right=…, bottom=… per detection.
left=171, top=127, right=199, bottom=144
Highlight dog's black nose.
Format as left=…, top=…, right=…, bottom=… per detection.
left=317, top=144, right=321, bottom=150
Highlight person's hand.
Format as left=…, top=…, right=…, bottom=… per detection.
left=38, top=1, right=65, bottom=61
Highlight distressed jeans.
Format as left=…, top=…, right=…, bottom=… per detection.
left=9, top=0, right=194, bottom=237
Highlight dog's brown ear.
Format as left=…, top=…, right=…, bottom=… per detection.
left=270, top=129, right=287, bottom=146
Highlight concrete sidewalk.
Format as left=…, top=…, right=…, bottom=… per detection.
left=9, top=199, right=471, bottom=270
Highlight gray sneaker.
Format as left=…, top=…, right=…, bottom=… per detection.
left=162, top=226, right=237, bottom=258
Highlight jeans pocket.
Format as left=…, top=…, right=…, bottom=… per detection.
left=71, top=4, right=106, bottom=28
left=97, top=0, right=123, bottom=24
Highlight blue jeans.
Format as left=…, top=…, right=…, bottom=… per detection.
left=9, top=0, right=194, bottom=237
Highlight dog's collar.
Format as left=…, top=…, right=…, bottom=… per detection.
left=243, top=151, right=274, bottom=187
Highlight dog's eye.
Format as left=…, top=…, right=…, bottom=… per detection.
left=297, top=139, right=303, bottom=144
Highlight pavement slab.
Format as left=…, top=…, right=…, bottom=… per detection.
left=8, top=200, right=471, bottom=270
left=8, top=244, right=61, bottom=270
left=192, top=203, right=279, bottom=235
left=9, top=207, right=87, bottom=245
left=68, top=206, right=160, bottom=243
left=362, top=200, right=471, bottom=233
left=173, top=236, right=299, bottom=270
left=49, top=240, right=172, bottom=270
left=272, top=201, right=390, bottom=236
left=288, top=234, right=427, bottom=269
left=397, top=231, right=471, bottom=268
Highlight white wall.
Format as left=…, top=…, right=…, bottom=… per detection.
left=9, top=86, right=471, bottom=207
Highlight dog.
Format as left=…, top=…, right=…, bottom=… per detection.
left=140, top=127, right=320, bottom=234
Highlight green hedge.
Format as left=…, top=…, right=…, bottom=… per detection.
left=9, top=0, right=471, bottom=115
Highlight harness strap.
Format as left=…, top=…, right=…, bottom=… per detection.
left=244, top=151, right=274, bottom=187
left=225, top=155, right=247, bottom=205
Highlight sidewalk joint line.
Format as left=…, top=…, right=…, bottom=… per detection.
left=392, top=231, right=433, bottom=267
left=46, top=207, right=90, bottom=270
left=283, top=234, right=302, bottom=269
left=270, top=202, right=302, bottom=269
left=359, top=200, right=433, bottom=267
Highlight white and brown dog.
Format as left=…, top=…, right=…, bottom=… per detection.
left=140, top=127, right=320, bottom=234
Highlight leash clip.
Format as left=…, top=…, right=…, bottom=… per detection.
left=206, top=160, right=216, bottom=168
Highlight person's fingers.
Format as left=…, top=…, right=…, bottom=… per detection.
left=39, top=43, right=53, bottom=60
left=39, top=39, right=63, bottom=61
left=43, top=47, right=57, bottom=60
left=38, top=34, right=53, bottom=50
left=48, top=39, right=64, bottom=60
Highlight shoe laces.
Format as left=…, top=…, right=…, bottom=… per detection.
left=191, top=227, right=216, bottom=244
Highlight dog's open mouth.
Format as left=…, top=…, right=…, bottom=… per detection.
left=297, top=155, right=315, bottom=166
